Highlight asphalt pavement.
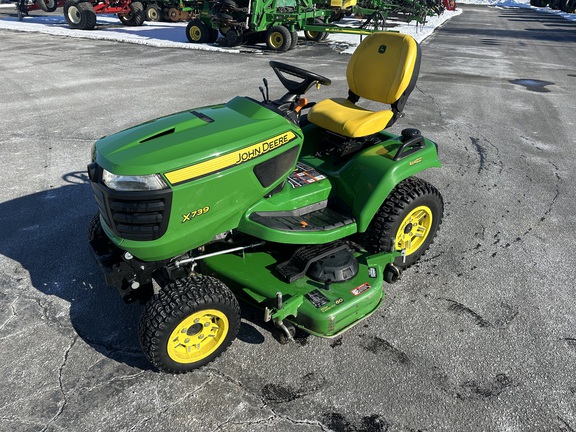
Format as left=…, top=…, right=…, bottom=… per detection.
left=0, top=5, right=575, bottom=432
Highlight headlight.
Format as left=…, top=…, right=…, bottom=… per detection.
left=102, top=169, right=168, bottom=191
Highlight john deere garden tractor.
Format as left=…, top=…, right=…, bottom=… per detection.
left=88, top=32, right=444, bottom=373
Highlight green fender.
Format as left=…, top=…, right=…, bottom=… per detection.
left=331, top=137, right=441, bottom=232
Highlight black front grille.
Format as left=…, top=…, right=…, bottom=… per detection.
left=91, top=175, right=172, bottom=242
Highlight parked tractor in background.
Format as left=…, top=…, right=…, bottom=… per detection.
left=143, top=0, right=203, bottom=22
left=12, top=0, right=147, bottom=28
left=184, top=0, right=338, bottom=50
left=14, top=0, right=63, bottom=19
left=63, top=0, right=146, bottom=29
left=182, top=0, right=452, bottom=51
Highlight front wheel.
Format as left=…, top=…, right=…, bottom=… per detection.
left=361, top=177, right=443, bottom=269
left=118, top=1, right=145, bottom=26
left=139, top=275, right=241, bottom=373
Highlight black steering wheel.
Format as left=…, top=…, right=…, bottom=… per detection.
left=269, top=61, right=332, bottom=95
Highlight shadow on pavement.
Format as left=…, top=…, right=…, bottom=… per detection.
left=0, top=171, right=267, bottom=370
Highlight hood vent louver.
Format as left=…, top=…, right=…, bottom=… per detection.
left=140, top=128, right=175, bottom=143
left=191, top=110, right=215, bottom=123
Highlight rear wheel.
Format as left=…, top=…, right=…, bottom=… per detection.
left=118, top=1, right=145, bottom=26
left=266, top=25, right=292, bottom=51
left=139, top=275, right=241, bottom=373
left=361, top=177, right=443, bottom=269
left=64, top=0, right=96, bottom=30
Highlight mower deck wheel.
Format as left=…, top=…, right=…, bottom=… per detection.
left=362, top=177, right=443, bottom=269
left=139, top=275, right=240, bottom=373
left=273, top=322, right=296, bottom=344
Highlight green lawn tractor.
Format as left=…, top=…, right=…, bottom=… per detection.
left=88, top=32, right=443, bottom=373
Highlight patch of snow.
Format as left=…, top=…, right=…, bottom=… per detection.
left=0, top=0, right=574, bottom=54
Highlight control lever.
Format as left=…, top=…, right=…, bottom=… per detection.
left=259, top=86, right=266, bottom=103
left=263, top=78, right=270, bottom=103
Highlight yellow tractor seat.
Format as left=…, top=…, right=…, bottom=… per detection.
left=308, top=32, right=421, bottom=138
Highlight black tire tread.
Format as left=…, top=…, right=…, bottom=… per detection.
left=139, top=275, right=240, bottom=373
left=361, top=177, right=443, bottom=269
left=64, top=0, right=96, bottom=30
left=119, top=1, right=145, bottom=26
left=266, top=25, right=292, bottom=52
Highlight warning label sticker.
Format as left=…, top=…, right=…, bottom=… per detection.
left=288, top=162, right=326, bottom=188
left=351, top=283, right=371, bottom=296
left=306, top=289, right=330, bottom=308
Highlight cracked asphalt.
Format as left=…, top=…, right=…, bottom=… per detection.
left=1, top=5, right=575, bottom=431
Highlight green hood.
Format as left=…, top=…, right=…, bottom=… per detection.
left=94, top=96, right=296, bottom=176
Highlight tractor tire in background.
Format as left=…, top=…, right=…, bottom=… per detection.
left=118, top=1, right=145, bottom=26
left=560, top=0, right=576, bottom=12
left=303, top=18, right=328, bottom=42
left=186, top=19, right=212, bottom=43
left=64, top=0, right=97, bottom=30
left=529, top=0, right=548, bottom=5
left=549, top=0, right=561, bottom=8
left=139, top=275, right=241, bottom=373
left=224, top=28, right=242, bottom=46
left=145, top=3, right=162, bottom=21
left=290, top=30, right=298, bottom=50
left=361, top=177, right=444, bottom=269
left=37, top=0, right=58, bottom=12
left=266, top=25, right=292, bottom=52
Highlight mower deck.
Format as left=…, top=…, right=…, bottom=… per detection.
left=202, top=246, right=395, bottom=337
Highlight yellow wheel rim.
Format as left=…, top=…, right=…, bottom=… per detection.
left=167, top=309, right=229, bottom=364
left=189, top=26, right=202, bottom=42
left=269, top=32, right=284, bottom=49
left=395, top=205, right=433, bottom=256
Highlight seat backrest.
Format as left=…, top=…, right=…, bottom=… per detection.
left=346, top=32, right=421, bottom=111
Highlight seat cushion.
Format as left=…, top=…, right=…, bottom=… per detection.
left=308, top=98, right=394, bottom=138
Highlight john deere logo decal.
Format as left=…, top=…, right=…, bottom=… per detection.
left=165, top=131, right=297, bottom=185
